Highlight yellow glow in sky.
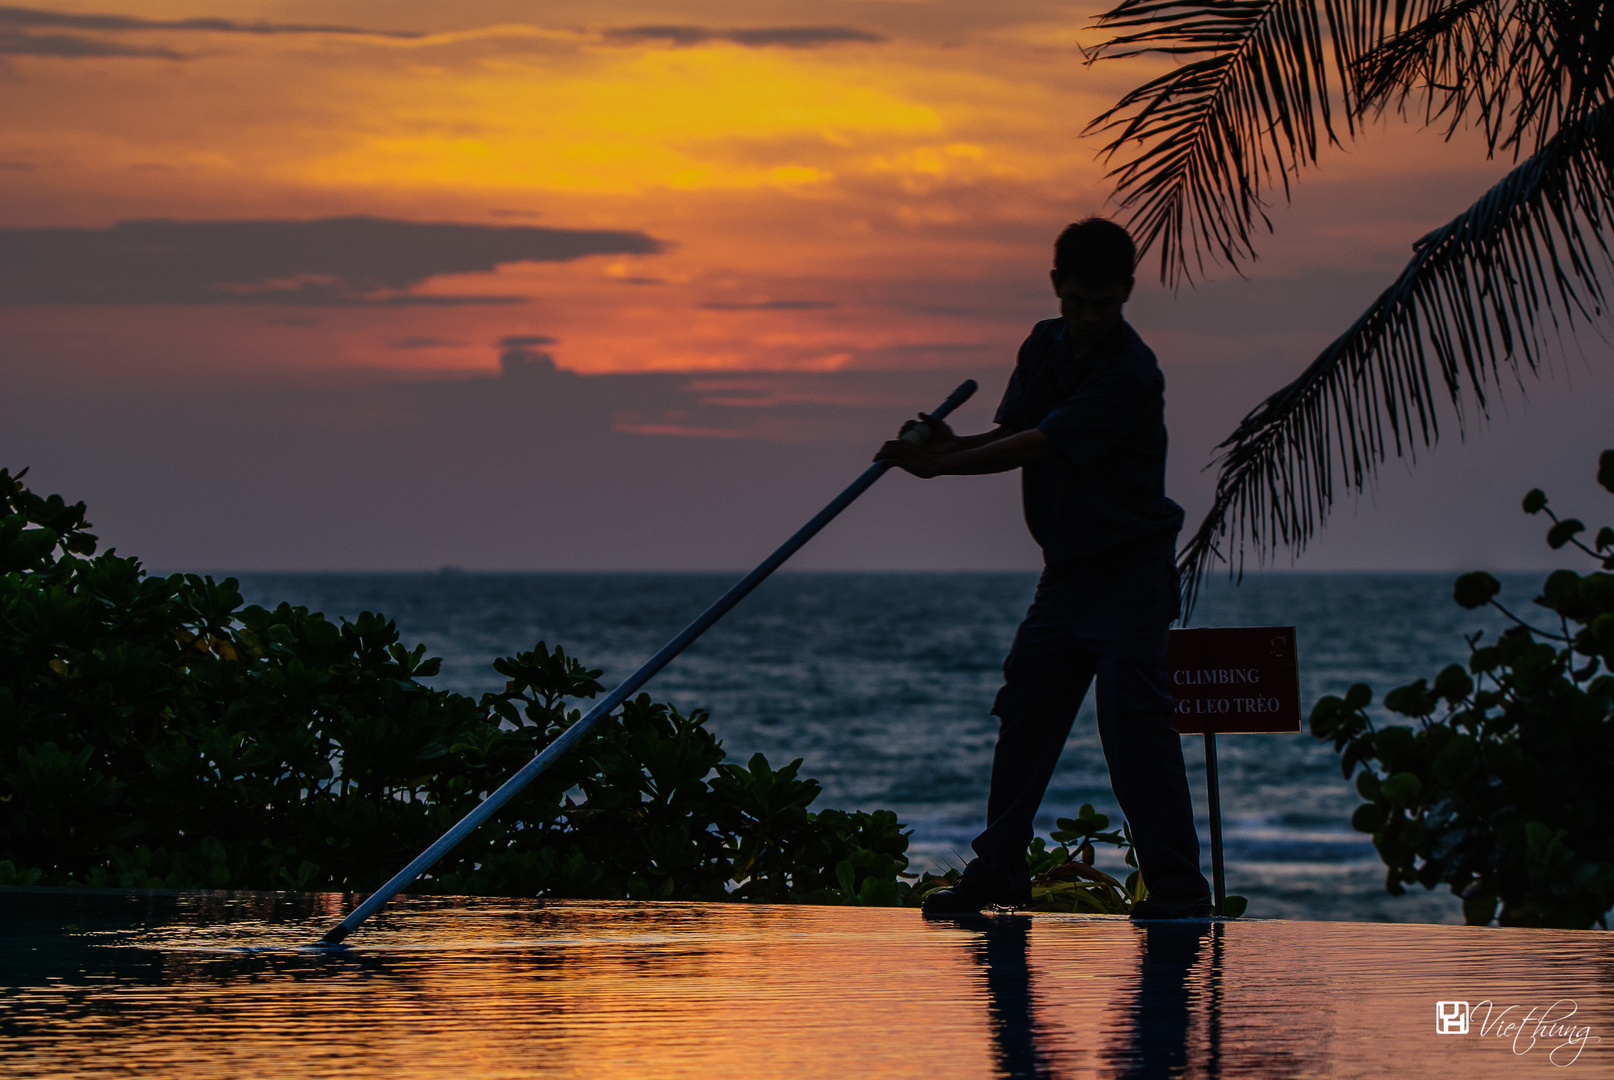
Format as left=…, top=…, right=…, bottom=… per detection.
left=307, top=46, right=943, bottom=193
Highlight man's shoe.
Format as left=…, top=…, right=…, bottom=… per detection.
left=920, top=880, right=991, bottom=914
left=921, top=859, right=1032, bottom=914
left=1129, top=895, right=1215, bottom=920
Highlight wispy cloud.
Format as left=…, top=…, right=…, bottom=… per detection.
left=0, top=28, right=181, bottom=58
left=0, top=216, right=664, bottom=305
left=603, top=25, right=885, bottom=49
left=0, top=10, right=886, bottom=61
left=389, top=336, right=470, bottom=349
left=0, top=6, right=418, bottom=38
left=701, top=300, right=838, bottom=311
left=0, top=4, right=418, bottom=58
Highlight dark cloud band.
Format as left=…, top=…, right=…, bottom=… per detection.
left=701, top=300, right=838, bottom=311
left=0, top=216, right=664, bottom=305
left=605, top=25, right=885, bottom=49
left=0, top=28, right=183, bottom=58
left=0, top=6, right=420, bottom=38
left=0, top=9, right=885, bottom=61
left=0, top=4, right=419, bottom=58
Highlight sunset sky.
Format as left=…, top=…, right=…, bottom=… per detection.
left=3, top=0, right=1610, bottom=572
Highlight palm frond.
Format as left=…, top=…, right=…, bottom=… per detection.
left=1178, top=102, right=1614, bottom=612
left=1354, top=0, right=1614, bottom=155
left=1086, top=0, right=1422, bottom=284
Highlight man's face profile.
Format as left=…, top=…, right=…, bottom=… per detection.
left=1051, top=272, right=1132, bottom=348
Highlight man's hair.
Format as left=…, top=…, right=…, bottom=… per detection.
left=1053, top=218, right=1137, bottom=286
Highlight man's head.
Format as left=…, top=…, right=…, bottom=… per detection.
left=1050, top=218, right=1136, bottom=346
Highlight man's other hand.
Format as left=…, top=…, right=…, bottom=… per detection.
left=874, top=439, right=944, bottom=478
left=898, top=412, right=958, bottom=451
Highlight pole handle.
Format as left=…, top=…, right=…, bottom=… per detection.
left=934, top=378, right=979, bottom=418
left=898, top=378, right=977, bottom=445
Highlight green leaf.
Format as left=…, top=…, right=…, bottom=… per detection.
left=1379, top=772, right=1423, bottom=806
left=1598, top=450, right=1614, bottom=495
left=1344, top=683, right=1372, bottom=710
left=1523, top=488, right=1549, bottom=514
left=1547, top=519, right=1586, bottom=550
left=858, top=874, right=901, bottom=907
left=1373, top=726, right=1414, bottom=763
left=1352, top=802, right=1389, bottom=833
left=1591, top=613, right=1614, bottom=650
left=1384, top=680, right=1435, bottom=718
left=1462, top=888, right=1498, bottom=926
left=1541, top=569, right=1583, bottom=609
left=1431, top=733, right=1479, bottom=785
left=1453, top=571, right=1501, bottom=609
left=1309, top=695, right=1351, bottom=738
left=1341, top=739, right=1366, bottom=778
left=835, top=859, right=857, bottom=901
left=1433, top=664, right=1473, bottom=703
left=1222, top=895, right=1248, bottom=918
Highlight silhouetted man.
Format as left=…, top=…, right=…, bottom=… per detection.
left=877, top=218, right=1211, bottom=919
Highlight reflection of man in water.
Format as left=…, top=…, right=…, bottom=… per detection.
left=970, top=915, right=1047, bottom=1079
left=959, top=915, right=1209, bottom=1079
left=877, top=218, right=1211, bottom=919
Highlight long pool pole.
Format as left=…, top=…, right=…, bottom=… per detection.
left=1204, top=730, right=1227, bottom=916
left=320, top=379, right=978, bottom=945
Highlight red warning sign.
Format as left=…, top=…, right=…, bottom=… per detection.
left=1168, top=626, right=1301, bottom=734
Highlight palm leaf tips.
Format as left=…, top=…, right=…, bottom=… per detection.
left=1086, top=0, right=1614, bottom=282
left=1352, top=0, right=1614, bottom=156
left=1085, top=0, right=1377, bottom=284
left=1176, top=102, right=1614, bottom=612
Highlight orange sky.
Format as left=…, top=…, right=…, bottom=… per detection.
left=2, top=1, right=1610, bottom=571
left=1, top=2, right=1092, bottom=378
left=0, top=0, right=1496, bottom=379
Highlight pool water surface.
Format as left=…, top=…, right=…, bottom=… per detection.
left=3, top=889, right=1609, bottom=1078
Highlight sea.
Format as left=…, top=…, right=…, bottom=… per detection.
left=229, top=569, right=1549, bottom=924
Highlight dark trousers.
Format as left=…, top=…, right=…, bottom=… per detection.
left=971, top=560, right=1209, bottom=901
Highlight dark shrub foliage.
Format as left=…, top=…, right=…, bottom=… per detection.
left=0, top=468, right=912, bottom=904
left=1312, top=451, right=1614, bottom=928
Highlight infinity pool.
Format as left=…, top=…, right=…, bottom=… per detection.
left=4, top=889, right=1609, bottom=1077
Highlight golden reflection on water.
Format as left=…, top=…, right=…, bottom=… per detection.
left=3, top=891, right=1612, bottom=1078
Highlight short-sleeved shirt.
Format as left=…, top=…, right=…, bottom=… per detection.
left=994, top=317, right=1184, bottom=569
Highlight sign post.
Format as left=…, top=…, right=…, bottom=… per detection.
left=1168, top=626, right=1300, bottom=915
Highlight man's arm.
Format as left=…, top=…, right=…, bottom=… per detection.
left=874, top=426, right=1050, bottom=478
left=891, top=412, right=1012, bottom=453
left=945, top=429, right=1014, bottom=452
